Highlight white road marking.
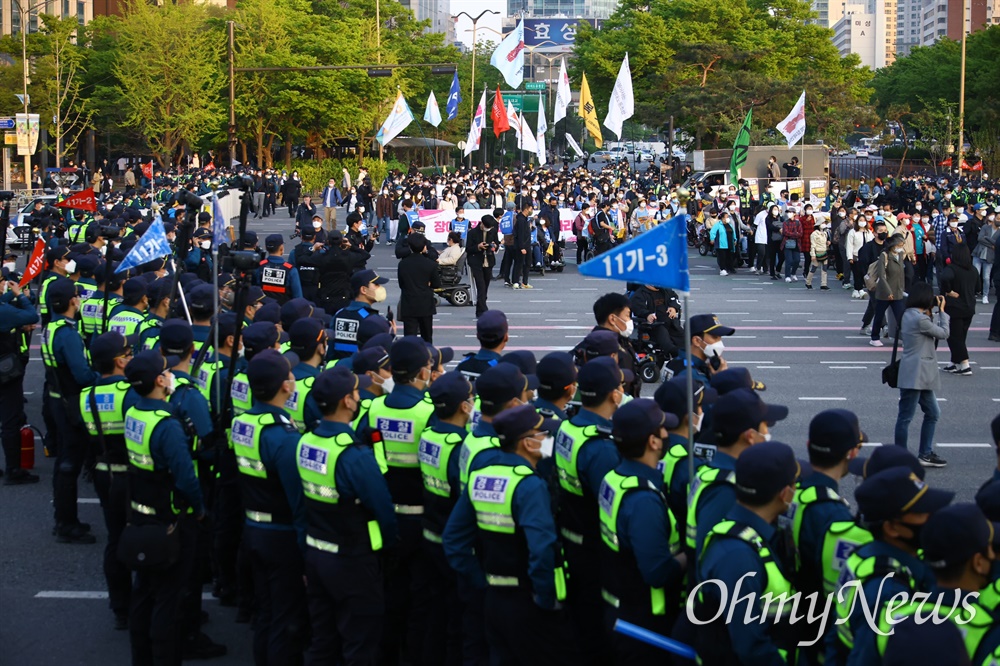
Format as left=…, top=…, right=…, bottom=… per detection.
left=570, top=288, right=598, bottom=291
left=756, top=365, right=790, bottom=369
left=937, top=443, right=992, bottom=448
left=742, top=319, right=772, bottom=322
left=726, top=360, right=773, bottom=364
left=828, top=366, right=868, bottom=369
left=808, top=320, right=844, bottom=323
left=798, top=397, right=847, bottom=401
left=730, top=336, right=757, bottom=339
left=820, top=361, right=884, bottom=364
left=787, top=299, right=816, bottom=302
left=78, top=498, right=100, bottom=504
left=545, top=319, right=578, bottom=322
left=861, top=442, right=884, bottom=447
left=733, top=288, right=763, bottom=291
left=782, top=312, right=814, bottom=315
left=36, top=591, right=219, bottom=600
left=713, top=312, right=750, bottom=315
left=529, top=300, right=562, bottom=303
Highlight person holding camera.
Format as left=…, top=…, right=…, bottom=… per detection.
left=466, top=213, right=499, bottom=317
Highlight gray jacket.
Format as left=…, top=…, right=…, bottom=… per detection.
left=897, top=308, right=950, bottom=392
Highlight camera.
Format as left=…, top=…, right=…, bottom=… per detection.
left=0, top=191, right=14, bottom=202
left=230, top=250, right=260, bottom=272
left=175, top=189, right=204, bottom=209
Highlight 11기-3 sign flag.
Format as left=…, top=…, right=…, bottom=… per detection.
left=578, top=214, right=690, bottom=292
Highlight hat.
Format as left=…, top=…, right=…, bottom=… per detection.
left=312, top=366, right=371, bottom=409
left=582, top=330, right=620, bottom=357
left=264, top=233, right=285, bottom=252
left=493, top=404, right=558, bottom=447
left=255, top=301, right=281, bottom=325
left=122, top=277, right=147, bottom=304
left=358, top=315, right=391, bottom=345
left=363, top=332, right=395, bottom=352
left=217, top=312, right=238, bottom=342
left=476, top=364, right=538, bottom=408
left=247, top=349, right=297, bottom=398
left=808, top=409, right=867, bottom=459
left=411, top=220, right=426, bottom=230
left=855, top=467, right=954, bottom=525
left=500, top=350, right=537, bottom=376
left=76, top=254, right=101, bottom=278
left=125, top=350, right=177, bottom=396
left=241, top=230, right=258, bottom=248
left=280, top=298, right=315, bottom=330
left=689, top=314, right=735, bottom=337
left=288, top=318, right=325, bottom=356
left=429, top=371, right=473, bottom=414
left=192, top=228, right=212, bottom=240
left=710, top=367, right=754, bottom=395
left=46, top=245, right=71, bottom=263
left=350, top=269, right=390, bottom=293
left=975, top=480, right=1000, bottom=522
left=46, top=277, right=79, bottom=311
left=881, top=614, right=971, bottom=666
left=246, top=285, right=266, bottom=306
left=188, top=283, right=215, bottom=312
left=353, top=346, right=390, bottom=375
left=973, top=203, right=989, bottom=211
left=578, top=357, right=633, bottom=399
left=476, top=310, right=508, bottom=340
left=921, top=503, right=999, bottom=570
left=90, top=331, right=132, bottom=366
left=653, top=376, right=718, bottom=421
left=328, top=230, right=344, bottom=243
left=712, top=389, right=788, bottom=439
left=159, top=319, right=194, bottom=356
left=536, top=352, right=578, bottom=393
left=243, top=321, right=287, bottom=354
left=146, top=278, right=172, bottom=305
left=734, top=441, right=800, bottom=501
left=427, top=344, right=455, bottom=368
left=853, top=445, right=925, bottom=479
left=612, top=398, right=678, bottom=449
left=389, top=335, right=431, bottom=377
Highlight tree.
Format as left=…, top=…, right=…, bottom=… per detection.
left=37, top=15, right=93, bottom=167
left=113, top=0, right=223, bottom=167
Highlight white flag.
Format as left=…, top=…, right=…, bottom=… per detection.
left=535, top=102, right=548, bottom=165
left=490, top=19, right=525, bottom=90
left=554, top=58, right=571, bottom=124
left=603, top=53, right=634, bottom=141
left=424, top=91, right=442, bottom=127
left=376, top=92, right=414, bottom=146
left=506, top=102, right=536, bottom=153
left=776, top=90, right=806, bottom=148
left=465, top=90, right=487, bottom=156
left=564, top=133, right=584, bottom=158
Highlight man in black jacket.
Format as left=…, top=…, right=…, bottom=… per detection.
left=315, top=231, right=367, bottom=314
left=629, top=284, right=684, bottom=357
left=858, top=219, right=890, bottom=335
left=512, top=202, right=533, bottom=289
left=539, top=195, right=563, bottom=265
left=397, top=233, right=441, bottom=342
left=295, top=196, right=318, bottom=232
left=466, top=214, right=500, bottom=317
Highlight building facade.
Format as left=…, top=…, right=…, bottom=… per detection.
left=0, top=0, right=93, bottom=35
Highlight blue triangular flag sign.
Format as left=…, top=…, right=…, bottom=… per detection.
left=578, top=213, right=690, bottom=292
left=116, top=215, right=172, bottom=273
left=212, top=195, right=228, bottom=248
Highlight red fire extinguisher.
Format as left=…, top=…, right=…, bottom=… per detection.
left=20, top=425, right=40, bottom=470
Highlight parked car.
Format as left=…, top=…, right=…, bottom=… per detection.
left=856, top=149, right=869, bottom=159
left=591, top=150, right=613, bottom=163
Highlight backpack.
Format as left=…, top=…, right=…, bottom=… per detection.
left=863, top=258, right=881, bottom=291
left=573, top=213, right=586, bottom=234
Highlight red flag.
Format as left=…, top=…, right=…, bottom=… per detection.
left=142, top=161, right=153, bottom=181
left=19, top=239, right=47, bottom=287
left=972, top=161, right=984, bottom=171
left=939, top=158, right=953, bottom=167
left=54, top=187, right=97, bottom=212
left=961, top=159, right=973, bottom=171
left=492, top=86, right=509, bottom=138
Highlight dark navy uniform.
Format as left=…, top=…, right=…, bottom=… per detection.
left=257, top=255, right=302, bottom=305
left=330, top=301, right=377, bottom=359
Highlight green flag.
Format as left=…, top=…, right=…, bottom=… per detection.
left=730, top=108, right=752, bottom=183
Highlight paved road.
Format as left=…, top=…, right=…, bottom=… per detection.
left=2, top=208, right=998, bottom=664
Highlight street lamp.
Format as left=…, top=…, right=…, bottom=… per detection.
left=452, top=10, right=499, bottom=121
left=12, top=0, right=48, bottom=195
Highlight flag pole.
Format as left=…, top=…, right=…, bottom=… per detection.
left=413, top=115, right=441, bottom=175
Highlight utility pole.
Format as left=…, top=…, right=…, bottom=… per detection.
left=957, top=0, right=968, bottom=176
left=228, top=20, right=236, bottom=169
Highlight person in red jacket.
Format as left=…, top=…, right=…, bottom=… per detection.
left=799, top=204, right=816, bottom=280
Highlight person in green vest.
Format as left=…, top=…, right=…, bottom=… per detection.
left=80, top=261, right=122, bottom=344
left=285, top=317, right=327, bottom=433
left=80, top=331, right=138, bottom=628
left=350, top=345, right=391, bottom=430
left=39, top=245, right=75, bottom=326
left=122, top=349, right=204, bottom=666
left=834, top=466, right=953, bottom=665
left=418, top=371, right=474, bottom=665
left=693, top=441, right=801, bottom=666
left=158, top=319, right=228, bottom=660
left=231, top=349, right=306, bottom=664
left=443, top=404, right=578, bottom=664
left=185, top=283, right=215, bottom=353
left=297, top=365, right=398, bottom=665
left=599, top=398, right=687, bottom=664
left=532, top=351, right=577, bottom=426
left=74, top=254, right=101, bottom=301
left=864, top=503, right=994, bottom=666
left=231, top=321, right=286, bottom=417
left=107, top=277, right=147, bottom=346
left=787, top=409, right=870, bottom=664
left=137, top=278, right=172, bottom=352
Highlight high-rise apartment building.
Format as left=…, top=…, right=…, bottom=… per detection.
left=0, top=0, right=92, bottom=35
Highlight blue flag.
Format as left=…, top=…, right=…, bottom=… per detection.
left=212, top=195, right=228, bottom=248
left=116, top=215, right=172, bottom=274
left=578, top=214, right=690, bottom=292
left=446, top=71, right=462, bottom=121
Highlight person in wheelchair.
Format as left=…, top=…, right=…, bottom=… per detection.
left=437, top=231, right=465, bottom=267
left=435, top=234, right=472, bottom=307
left=530, top=219, right=550, bottom=271
left=629, top=284, right=684, bottom=357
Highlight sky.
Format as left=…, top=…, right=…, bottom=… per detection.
left=450, top=0, right=508, bottom=49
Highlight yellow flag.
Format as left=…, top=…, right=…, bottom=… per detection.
left=578, top=73, right=603, bottom=149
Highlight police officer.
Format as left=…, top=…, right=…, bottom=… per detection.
left=600, top=399, right=686, bottom=665
left=314, top=230, right=367, bottom=315
left=330, top=269, right=390, bottom=360
left=443, top=404, right=575, bottom=664
left=667, top=313, right=736, bottom=387
left=286, top=318, right=327, bottom=433
left=289, top=227, right=321, bottom=303
left=187, top=229, right=215, bottom=283
left=80, top=332, right=138, bottom=628
left=360, top=335, right=435, bottom=663
left=137, top=278, right=172, bottom=351
left=533, top=351, right=578, bottom=426
left=837, top=467, right=953, bottom=664
left=161, top=320, right=227, bottom=658
left=787, top=409, right=870, bottom=663
left=107, top=277, right=148, bottom=345
left=39, top=245, right=75, bottom=326
left=122, top=350, right=204, bottom=666
left=352, top=345, right=392, bottom=407
left=554, top=356, right=628, bottom=664
left=417, top=371, right=473, bottom=665
left=298, top=366, right=398, bottom=665
left=694, top=441, right=800, bottom=666
left=0, top=272, right=40, bottom=484
left=257, top=234, right=302, bottom=305
left=231, top=349, right=306, bottom=664
left=42, top=278, right=100, bottom=543
left=455, top=309, right=508, bottom=384
left=80, top=261, right=120, bottom=344
left=74, top=254, right=101, bottom=301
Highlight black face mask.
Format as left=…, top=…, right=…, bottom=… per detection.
left=897, top=520, right=924, bottom=550
left=877, top=232, right=888, bottom=241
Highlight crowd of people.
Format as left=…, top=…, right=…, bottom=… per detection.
left=0, top=159, right=999, bottom=666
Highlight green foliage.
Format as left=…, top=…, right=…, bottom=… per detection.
left=288, top=158, right=407, bottom=195
left=881, top=146, right=931, bottom=160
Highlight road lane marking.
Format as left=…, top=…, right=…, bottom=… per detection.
left=829, top=366, right=868, bottom=369
left=937, top=443, right=992, bottom=448
left=36, top=591, right=220, bottom=600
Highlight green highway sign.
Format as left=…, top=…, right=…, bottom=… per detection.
left=525, top=82, right=547, bottom=91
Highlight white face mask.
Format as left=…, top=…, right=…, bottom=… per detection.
left=372, top=285, right=387, bottom=303
left=702, top=340, right=725, bottom=358
left=691, top=411, right=704, bottom=434
left=200, top=241, right=211, bottom=250
left=164, top=373, right=176, bottom=396
left=539, top=435, right=555, bottom=458
left=622, top=319, right=634, bottom=337
left=64, top=260, right=77, bottom=274
left=312, top=221, right=322, bottom=229
left=759, top=431, right=772, bottom=442
left=2, top=262, right=15, bottom=273
left=100, top=244, right=108, bottom=256
left=950, top=221, right=959, bottom=228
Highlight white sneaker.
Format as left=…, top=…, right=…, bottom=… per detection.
left=792, top=276, right=799, bottom=282
left=749, top=267, right=757, bottom=274
left=785, top=277, right=792, bottom=283
left=984, top=295, right=990, bottom=305
left=720, top=270, right=728, bottom=276
left=860, top=291, right=868, bottom=299
left=869, top=339, right=884, bottom=347
left=512, top=283, right=521, bottom=289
